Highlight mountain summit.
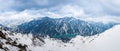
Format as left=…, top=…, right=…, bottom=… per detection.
left=17, top=17, right=116, bottom=41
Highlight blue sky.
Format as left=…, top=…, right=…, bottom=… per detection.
left=0, top=0, right=120, bottom=16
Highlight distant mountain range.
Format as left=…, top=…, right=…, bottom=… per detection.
left=0, top=22, right=120, bottom=51
left=16, top=17, right=117, bottom=41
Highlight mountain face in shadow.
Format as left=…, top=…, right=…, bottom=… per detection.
left=17, top=17, right=116, bottom=41
left=0, top=24, right=3, bottom=27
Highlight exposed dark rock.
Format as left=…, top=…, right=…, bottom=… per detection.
left=17, top=44, right=27, bottom=51
left=0, top=44, right=3, bottom=49
left=0, top=31, right=6, bottom=39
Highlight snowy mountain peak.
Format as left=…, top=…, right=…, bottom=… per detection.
left=17, top=17, right=117, bottom=42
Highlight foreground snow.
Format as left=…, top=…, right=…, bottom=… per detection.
left=91, top=24, right=120, bottom=51
left=0, top=29, right=44, bottom=51
left=32, top=25, right=120, bottom=51
left=0, top=25, right=120, bottom=51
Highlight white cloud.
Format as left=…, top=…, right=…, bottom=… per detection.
left=79, top=16, right=120, bottom=24
left=58, top=5, right=85, bottom=17
left=0, top=0, right=120, bottom=16
left=0, top=6, right=120, bottom=27
left=0, top=5, right=86, bottom=27
left=101, top=0, right=120, bottom=8
left=0, top=0, right=15, bottom=10
left=34, top=0, right=49, bottom=6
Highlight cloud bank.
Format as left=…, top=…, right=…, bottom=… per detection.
left=0, top=0, right=120, bottom=27
left=0, top=0, right=120, bottom=16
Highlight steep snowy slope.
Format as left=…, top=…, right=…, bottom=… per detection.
left=90, top=24, right=120, bottom=51
left=29, top=24, right=120, bottom=51
left=0, top=28, right=44, bottom=51
left=0, top=24, right=120, bottom=51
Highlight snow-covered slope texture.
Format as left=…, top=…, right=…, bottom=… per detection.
left=0, top=28, right=44, bottom=51
left=17, top=17, right=117, bottom=41
left=90, top=24, right=120, bottom=51
left=0, top=24, right=120, bottom=51
left=44, top=25, right=120, bottom=51
left=27, top=25, right=120, bottom=51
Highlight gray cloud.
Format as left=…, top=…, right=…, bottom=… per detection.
left=0, top=0, right=120, bottom=16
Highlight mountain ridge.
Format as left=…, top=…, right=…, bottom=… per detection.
left=17, top=17, right=117, bottom=41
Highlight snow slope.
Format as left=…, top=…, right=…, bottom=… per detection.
left=30, top=25, right=120, bottom=51
left=0, top=29, right=44, bottom=51
left=91, top=24, right=120, bottom=51
left=0, top=25, right=120, bottom=51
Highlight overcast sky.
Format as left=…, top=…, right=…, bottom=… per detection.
left=0, top=0, right=120, bottom=16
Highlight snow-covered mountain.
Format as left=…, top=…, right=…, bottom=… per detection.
left=17, top=17, right=117, bottom=42
left=0, top=0, right=120, bottom=51
left=0, top=24, right=120, bottom=51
